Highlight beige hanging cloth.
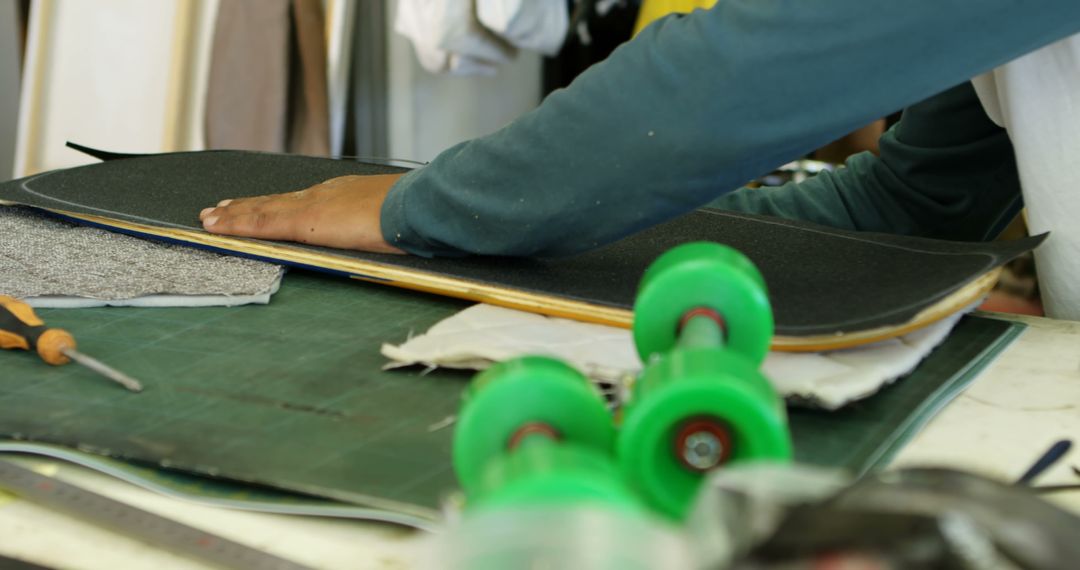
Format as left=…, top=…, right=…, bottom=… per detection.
left=205, top=0, right=329, bottom=155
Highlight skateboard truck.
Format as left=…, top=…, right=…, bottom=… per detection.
left=620, top=242, right=792, bottom=519
left=452, top=243, right=793, bottom=521
left=436, top=244, right=798, bottom=567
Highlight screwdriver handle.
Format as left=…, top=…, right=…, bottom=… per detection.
left=0, top=295, right=76, bottom=365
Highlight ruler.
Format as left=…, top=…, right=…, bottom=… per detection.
left=0, top=459, right=314, bottom=570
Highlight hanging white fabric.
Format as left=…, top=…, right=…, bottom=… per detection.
left=972, top=34, right=1080, bottom=320
left=395, top=0, right=568, bottom=76
left=477, top=0, right=569, bottom=56
left=395, top=0, right=515, bottom=76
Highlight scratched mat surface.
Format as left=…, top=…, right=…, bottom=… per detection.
left=0, top=271, right=1022, bottom=521
left=0, top=148, right=1044, bottom=336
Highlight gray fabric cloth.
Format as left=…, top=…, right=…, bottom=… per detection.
left=0, top=207, right=283, bottom=303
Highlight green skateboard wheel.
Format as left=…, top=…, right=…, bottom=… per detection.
left=470, top=437, right=642, bottom=513
left=618, top=349, right=791, bottom=519
left=633, top=242, right=772, bottom=366
left=454, top=356, right=616, bottom=496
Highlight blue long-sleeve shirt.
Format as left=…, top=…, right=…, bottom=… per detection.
left=381, top=0, right=1080, bottom=257
left=711, top=81, right=1022, bottom=241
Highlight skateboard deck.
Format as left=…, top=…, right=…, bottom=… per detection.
left=0, top=146, right=1043, bottom=351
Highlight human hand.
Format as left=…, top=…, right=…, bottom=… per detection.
left=199, top=173, right=406, bottom=254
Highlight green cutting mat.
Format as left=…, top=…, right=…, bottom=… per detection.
left=0, top=271, right=1022, bottom=522
left=788, top=311, right=1024, bottom=472
left=1, top=272, right=470, bottom=520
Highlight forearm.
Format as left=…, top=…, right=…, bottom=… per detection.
left=712, top=82, right=1024, bottom=242
left=383, top=0, right=1080, bottom=257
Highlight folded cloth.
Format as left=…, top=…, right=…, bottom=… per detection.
left=0, top=207, right=284, bottom=308
left=477, top=0, right=568, bottom=56
left=382, top=303, right=975, bottom=410
left=394, top=0, right=514, bottom=76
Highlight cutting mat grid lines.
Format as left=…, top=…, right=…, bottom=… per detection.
left=0, top=271, right=1022, bottom=514
left=0, top=272, right=470, bottom=510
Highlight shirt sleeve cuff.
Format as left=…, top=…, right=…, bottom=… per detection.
left=379, top=168, right=466, bottom=258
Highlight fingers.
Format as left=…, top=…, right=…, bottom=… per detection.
left=200, top=193, right=292, bottom=220
left=200, top=193, right=305, bottom=240
left=202, top=208, right=300, bottom=241
left=195, top=173, right=405, bottom=252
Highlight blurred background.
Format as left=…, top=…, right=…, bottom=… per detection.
left=0, top=0, right=555, bottom=178
left=0, top=0, right=891, bottom=178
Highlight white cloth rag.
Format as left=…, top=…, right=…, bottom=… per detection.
left=382, top=303, right=975, bottom=410
left=972, top=33, right=1080, bottom=320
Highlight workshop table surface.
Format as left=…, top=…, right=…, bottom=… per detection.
left=1, top=310, right=1078, bottom=569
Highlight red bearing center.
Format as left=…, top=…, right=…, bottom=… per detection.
left=674, top=417, right=734, bottom=472
left=507, top=422, right=561, bottom=451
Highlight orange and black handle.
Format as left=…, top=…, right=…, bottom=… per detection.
left=0, top=295, right=76, bottom=365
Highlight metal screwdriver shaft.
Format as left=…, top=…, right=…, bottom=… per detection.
left=60, top=348, right=143, bottom=392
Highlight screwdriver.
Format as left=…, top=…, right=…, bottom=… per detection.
left=0, top=295, right=143, bottom=392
